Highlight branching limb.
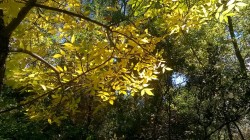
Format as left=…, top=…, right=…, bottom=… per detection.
left=33, top=3, right=110, bottom=29
left=4, top=0, right=36, bottom=36
left=0, top=50, right=114, bottom=114
left=205, top=116, right=240, bottom=139
left=233, top=121, right=245, bottom=140
left=9, top=48, right=60, bottom=74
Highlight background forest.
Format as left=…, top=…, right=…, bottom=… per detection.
left=0, top=0, right=250, bottom=139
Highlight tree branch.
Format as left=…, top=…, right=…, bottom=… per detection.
left=4, top=0, right=36, bottom=36
left=205, top=116, right=240, bottom=139
left=33, top=3, right=110, bottom=29
left=233, top=121, right=245, bottom=140
left=227, top=16, right=247, bottom=77
left=0, top=50, right=114, bottom=114
left=9, top=48, right=60, bottom=74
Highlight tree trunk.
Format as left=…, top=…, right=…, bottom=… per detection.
left=226, top=123, right=233, bottom=140
left=0, top=9, right=10, bottom=92
left=0, top=0, right=35, bottom=92
left=227, top=16, right=247, bottom=77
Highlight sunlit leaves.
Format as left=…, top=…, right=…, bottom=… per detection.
left=0, top=0, right=25, bottom=23
left=0, top=0, right=234, bottom=127
left=41, top=84, right=47, bottom=91
left=71, top=35, right=76, bottom=43
left=235, top=2, right=248, bottom=7
left=141, top=88, right=154, bottom=96
left=48, top=118, right=52, bottom=124
left=53, top=54, right=62, bottom=58
left=215, top=0, right=248, bottom=22
left=227, top=0, right=235, bottom=6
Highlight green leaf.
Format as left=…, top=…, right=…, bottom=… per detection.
left=20, top=41, right=24, bottom=49
left=106, top=6, right=118, bottom=11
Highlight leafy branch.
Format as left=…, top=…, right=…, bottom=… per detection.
left=0, top=50, right=114, bottom=114
left=9, top=48, right=60, bottom=74
left=33, top=3, right=110, bottom=29
left=4, top=0, right=36, bottom=36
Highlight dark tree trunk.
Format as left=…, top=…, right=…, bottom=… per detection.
left=0, top=1, right=35, bottom=92
left=0, top=9, right=10, bottom=92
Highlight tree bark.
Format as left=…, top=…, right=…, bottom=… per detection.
left=226, top=122, right=233, bottom=140
left=0, top=9, right=10, bottom=92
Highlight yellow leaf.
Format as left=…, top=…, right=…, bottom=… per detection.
left=165, top=67, right=173, bottom=71
left=235, top=6, right=240, bottom=12
left=41, top=84, right=47, bottom=91
left=227, top=4, right=235, bottom=12
left=215, top=12, right=220, bottom=19
left=63, top=43, right=74, bottom=50
left=53, top=54, right=62, bottom=58
left=227, top=0, right=235, bottom=6
left=141, top=89, right=145, bottom=96
left=56, top=66, right=64, bottom=72
left=141, top=38, right=149, bottom=43
left=60, top=49, right=66, bottom=55
left=217, top=5, right=224, bottom=13
left=236, top=2, right=247, bottom=7
left=143, top=84, right=149, bottom=87
left=28, top=74, right=35, bottom=78
left=109, top=100, right=114, bottom=105
left=106, top=6, right=118, bottom=11
left=144, top=88, right=154, bottom=96
left=48, top=118, right=52, bottom=124
left=63, top=66, right=67, bottom=71
left=219, top=14, right=224, bottom=22
left=71, top=35, right=76, bottom=43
